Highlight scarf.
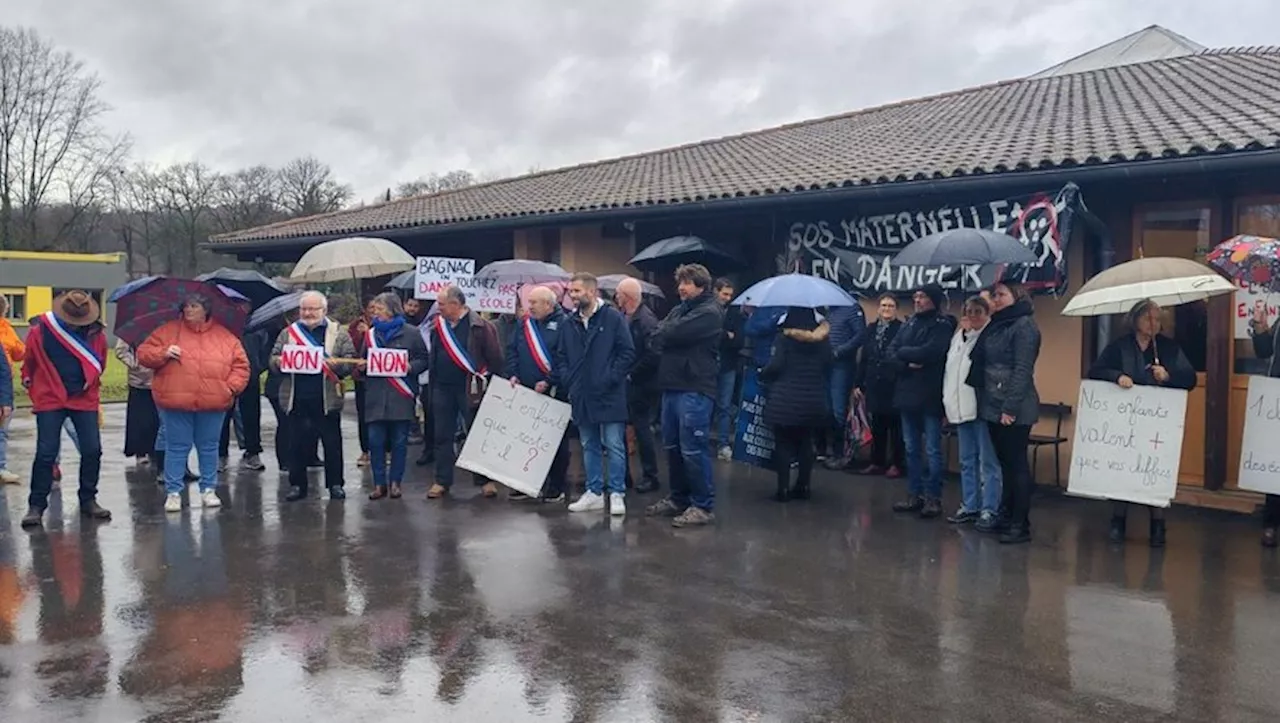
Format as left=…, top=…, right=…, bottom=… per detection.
left=874, top=319, right=891, bottom=348
left=372, top=315, right=406, bottom=345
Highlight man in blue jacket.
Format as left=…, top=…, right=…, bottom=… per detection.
left=825, top=302, right=867, bottom=461
left=506, top=285, right=572, bottom=502
left=561, top=273, right=636, bottom=516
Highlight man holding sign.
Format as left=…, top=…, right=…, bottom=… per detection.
left=361, top=292, right=429, bottom=501
left=270, top=291, right=358, bottom=502
left=506, top=286, right=572, bottom=502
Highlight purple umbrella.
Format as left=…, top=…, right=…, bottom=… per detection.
left=474, top=259, right=570, bottom=285
left=112, top=278, right=250, bottom=346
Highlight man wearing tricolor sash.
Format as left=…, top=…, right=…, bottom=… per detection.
left=19, top=290, right=112, bottom=528
left=270, top=291, right=358, bottom=501
left=426, top=285, right=505, bottom=500
left=505, top=286, right=571, bottom=502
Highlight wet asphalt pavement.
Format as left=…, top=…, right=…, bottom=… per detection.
left=1, top=405, right=1279, bottom=722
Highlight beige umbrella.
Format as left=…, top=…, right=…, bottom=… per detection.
left=1062, top=256, right=1237, bottom=317
left=289, top=236, right=415, bottom=283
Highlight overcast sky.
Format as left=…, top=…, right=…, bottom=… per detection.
left=4, top=0, right=1276, bottom=200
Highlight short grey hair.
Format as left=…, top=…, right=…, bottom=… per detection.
left=372, top=291, right=404, bottom=317
left=528, top=285, right=556, bottom=304
left=440, top=285, right=467, bottom=306
left=300, top=290, right=328, bottom=311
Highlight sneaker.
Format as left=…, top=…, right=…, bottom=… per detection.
left=201, top=490, right=222, bottom=508
left=717, top=446, right=732, bottom=461
left=974, top=511, right=998, bottom=533
left=0, top=469, right=19, bottom=485
left=919, top=497, right=943, bottom=519
left=217, top=456, right=228, bottom=473
left=568, top=491, right=605, bottom=513
left=892, top=495, right=924, bottom=513
left=241, top=454, right=266, bottom=471
left=947, top=509, right=979, bottom=525
left=645, top=498, right=686, bottom=517
left=540, top=491, right=566, bottom=503
left=508, top=491, right=532, bottom=501
left=610, top=493, right=626, bottom=516
left=164, top=494, right=182, bottom=513
left=672, top=507, right=714, bottom=527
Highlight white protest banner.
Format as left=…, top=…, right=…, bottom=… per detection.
left=453, top=274, right=489, bottom=307
left=475, top=281, right=520, bottom=314
left=1234, top=283, right=1280, bottom=339
left=1237, top=375, right=1280, bottom=494
left=1068, top=380, right=1188, bottom=507
left=365, top=348, right=410, bottom=378
left=278, top=344, right=323, bottom=375
left=414, top=256, right=475, bottom=300
left=456, top=378, right=572, bottom=497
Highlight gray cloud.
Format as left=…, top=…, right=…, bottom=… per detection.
left=3, top=0, right=1276, bottom=199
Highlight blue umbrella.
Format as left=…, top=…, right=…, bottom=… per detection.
left=385, top=270, right=415, bottom=291
left=108, top=275, right=164, bottom=303
left=731, top=274, right=856, bottom=308
left=247, top=291, right=304, bottom=330
left=892, top=228, right=1039, bottom=266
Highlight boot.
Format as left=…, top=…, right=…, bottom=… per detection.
left=999, top=524, right=1031, bottom=545
left=892, top=495, right=924, bottom=513
left=80, top=501, right=112, bottom=521
left=153, top=452, right=166, bottom=485
left=1108, top=516, right=1126, bottom=543
left=1149, top=519, right=1166, bottom=548
left=789, top=482, right=811, bottom=500
left=919, top=497, right=942, bottom=519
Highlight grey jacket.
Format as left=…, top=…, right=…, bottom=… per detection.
left=270, top=318, right=358, bottom=414
left=359, top=322, right=429, bottom=423
left=974, top=301, right=1041, bottom=427
left=114, top=337, right=154, bottom=390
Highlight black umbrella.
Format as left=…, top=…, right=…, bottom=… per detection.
left=628, top=235, right=740, bottom=269
left=246, top=291, right=303, bottom=330
left=891, top=228, right=1040, bottom=267
left=385, top=270, right=415, bottom=291
left=196, top=268, right=289, bottom=308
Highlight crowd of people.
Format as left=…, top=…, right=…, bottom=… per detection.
left=2, top=264, right=1278, bottom=549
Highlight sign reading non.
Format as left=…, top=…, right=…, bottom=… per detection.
left=456, top=378, right=573, bottom=498
left=1237, top=375, right=1280, bottom=495
left=278, top=344, right=323, bottom=375
left=782, top=184, right=1081, bottom=295
left=732, top=368, right=774, bottom=468
left=414, top=256, right=475, bottom=300
left=1067, top=380, right=1188, bottom=508
left=365, top=348, right=410, bottom=378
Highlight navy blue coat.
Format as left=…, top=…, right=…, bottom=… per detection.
left=557, top=302, right=636, bottom=425
left=505, top=307, right=569, bottom=400
left=0, top=350, right=12, bottom=408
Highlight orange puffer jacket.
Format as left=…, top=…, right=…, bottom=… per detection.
left=138, top=318, right=250, bottom=412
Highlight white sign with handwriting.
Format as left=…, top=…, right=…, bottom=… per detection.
left=278, top=344, right=323, bottom=375
left=1237, top=375, right=1280, bottom=494
left=456, top=378, right=572, bottom=498
left=1067, top=380, right=1188, bottom=508
left=414, top=256, right=475, bottom=300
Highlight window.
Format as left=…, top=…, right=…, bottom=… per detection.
left=1137, top=207, right=1211, bottom=371
left=0, top=289, right=25, bottom=322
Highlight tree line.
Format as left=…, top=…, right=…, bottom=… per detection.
left=0, top=26, right=495, bottom=277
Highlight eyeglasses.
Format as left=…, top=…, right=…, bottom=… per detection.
left=299, top=306, right=325, bottom=312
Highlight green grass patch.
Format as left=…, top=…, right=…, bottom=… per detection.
left=9, top=353, right=131, bottom=407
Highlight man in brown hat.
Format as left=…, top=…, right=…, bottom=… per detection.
left=19, top=290, right=112, bottom=528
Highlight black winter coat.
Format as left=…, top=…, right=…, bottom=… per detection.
left=761, top=327, right=832, bottom=428
left=627, top=304, right=660, bottom=399
left=855, top=319, right=902, bottom=414
left=653, top=291, right=723, bottom=398
left=1088, top=333, right=1197, bottom=391
left=505, top=307, right=570, bottom=400
left=887, top=310, right=953, bottom=414
left=970, top=299, right=1041, bottom=426
left=361, top=322, right=430, bottom=423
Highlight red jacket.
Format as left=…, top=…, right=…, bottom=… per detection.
left=22, top=322, right=107, bottom=413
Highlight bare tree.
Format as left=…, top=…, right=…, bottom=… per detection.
left=0, top=27, right=119, bottom=249
left=277, top=156, right=351, bottom=217
left=47, top=132, right=131, bottom=251
left=211, top=164, right=282, bottom=234
left=155, top=161, right=219, bottom=275
left=394, top=169, right=476, bottom=199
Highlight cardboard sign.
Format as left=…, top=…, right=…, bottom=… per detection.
left=1237, top=375, right=1280, bottom=494
left=279, top=344, right=323, bottom=375
left=475, top=281, right=520, bottom=314
left=414, top=256, right=474, bottom=300
left=732, top=367, right=774, bottom=467
left=456, top=378, right=572, bottom=497
left=365, top=348, right=410, bottom=378
left=1067, top=380, right=1188, bottom=508
left=1234, top=283, right=1280, bottom=339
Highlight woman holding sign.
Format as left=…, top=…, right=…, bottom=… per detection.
left=361, top=292, right=429, bottom=500
left=1088, top=299, right=1197, bottom=547
left=1244, top=304, right=1280, bottom=547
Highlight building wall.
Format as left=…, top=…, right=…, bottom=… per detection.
left=0, top=252, right=129, bottom=340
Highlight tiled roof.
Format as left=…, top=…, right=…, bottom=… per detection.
left=209, top=48, right=1280, bottom=246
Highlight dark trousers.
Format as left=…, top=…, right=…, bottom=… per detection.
left=1264, top=494, right=1280, bottom=528
left=288, top=397, right=344, bottom=493
left=419, top=384, right=434, bottom=455
left=989, top=423, right=1033, bottom=527
left=354, top=382, right=369, bottom=453
left=543, top=430, right=571, bottom=497
left=432, top=384, right=474, bottom=488
left=625, top=394, right=659, bottom=487
left=220, top=390, right=264, bottom=457
left=869, top=412, right=904, bottom=468
left=774, top=424, right=816, bottom=494
left=267, top=394, right=291, bottom=469
left=30, top=409, right=101, bottom=510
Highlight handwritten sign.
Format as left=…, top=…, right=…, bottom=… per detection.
left=732, top=368, right=774, bottom=467
left=365, top=348, right=409, bottom=378
left=1234, top=283, right=1280, bottom=339
left=476, top=281, right=520, bottom=314
left=1067, top=380, right=1187, bottom=508
left=456, top=378, right=572, bottom=497
left=279, top=344, right=323, bottom=375
left=414, top=256, right=474, bottom=300
left=1237, top=375, right=1280, bottom=494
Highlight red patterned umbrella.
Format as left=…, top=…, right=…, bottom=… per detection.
left=1206, top=235, right=1280, bottom=292
left=112, top=277, right=250, bottom=346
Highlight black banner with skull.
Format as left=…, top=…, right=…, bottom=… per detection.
left=779, top=183, right=1080, bottom=296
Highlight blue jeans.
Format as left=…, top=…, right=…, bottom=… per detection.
left=956, top=420, right=1002, bottom=514
left=29, top=409, right=101, bottom=510
left=829, top=361, right=855, bottom=428
left=900, top=412, right=943, bottom=499
left=0, top=414, right=9, bottom=470
left=662, top=391, right=715, bottom=512
left=54, top=417, right=82, bottom=465
left=368, top=420, right=410, bottom=487
left=578, top=422, right=627, bottom=495
left=158, top=408, right=223, bottom=494
left=715, top=368, right=738, bottom=444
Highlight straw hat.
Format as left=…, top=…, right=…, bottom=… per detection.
left=52, top=290, right=101, bottom=327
